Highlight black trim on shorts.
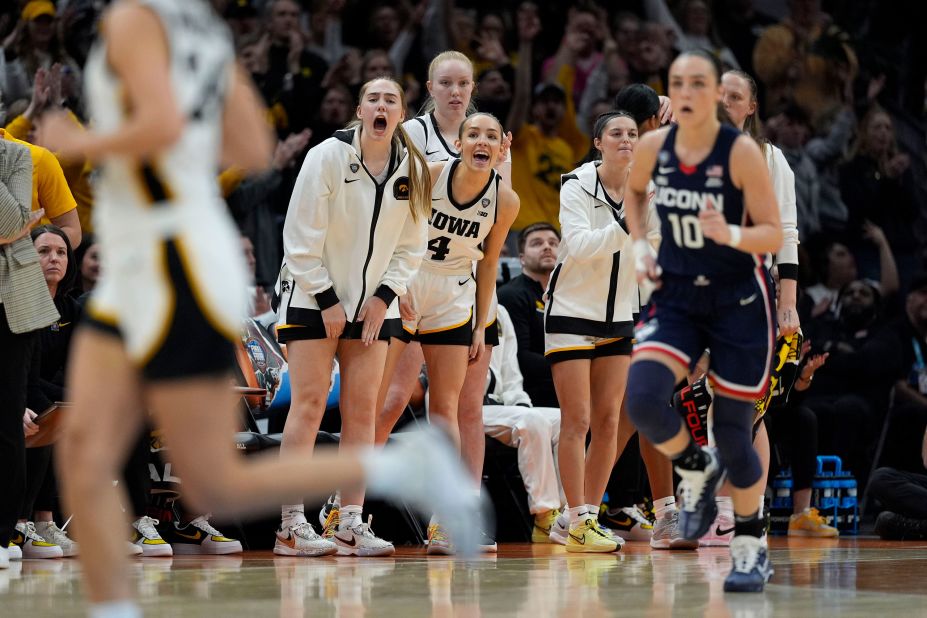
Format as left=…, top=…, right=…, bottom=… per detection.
left=82, top=310, right=122, bottom=339
left=278, top=306, right=401, bottom=343
left=543, top=315, right=635, bottom=339
left=484, top=319, right=499, bottom=346
left=418, top=320, right=472, bottom=346
left=545, top=337, right=633, bottom=365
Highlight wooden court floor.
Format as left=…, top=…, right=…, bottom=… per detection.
left=3, top=538, right=927, bottom=617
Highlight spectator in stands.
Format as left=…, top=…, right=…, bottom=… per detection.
left=626, top=22, right=672, bottom=96
left=541, top=4, right=604, bottom=104
left=310, top=85, right=353, bottom=147
left=713, top=0, right=775, bottom=74
left=498, top=223, right=560, bottom=409
left=0, top=80, right=81, bottom=248
left=72, top=231, right=98, bottom=296
left=508, top=7, right=585, bottom=229
left=766, top=104, right=823, bottom=242
left=643, top=0, right=739, bottom=69
left=871, top=448, right=927, bottom=540
left=611, top=12, right=642, bottom=61
left=802, top=229, right=898, bottom=321
left=474, top=67, right=514, bottom=127
left=1, top=1, right=81, bottom=105
left=482, top=305, right=564, bottom=543
left=577, top=30, right=630, bottom=131
left=803, top=280, right=897, bottom=487
left=367, top=2, right=428, bottom=76
left=0, top=136, right=58, bottom=570
left=224, top=0, right=260, bottom=49
left=840, top=106, right=918, bottom=289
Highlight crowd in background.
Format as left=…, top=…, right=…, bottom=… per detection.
left=2, top=0, right=927, bottom=542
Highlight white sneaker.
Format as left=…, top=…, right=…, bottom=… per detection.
left=368, top=427, right=485, bottom=558
left=549, top=512, right=569, bottom=545
left=34, top=521, right=79, bottom=557
left=127, top=541, right=143, bottom=557
left=168, top=516, right=244, bottom=555
left=334, top=516, right=395, bottom=557
left=700, top=500, right=735, bottom=547
left=131, top=516, right=173, bottom=557
left=650, top=509, right=697, bottom=550
left=274, top=521, right=337, bottom=557
left=13, top=522, right=63, bottom=559
left=0, top=545, right=8, bottom=570
left=7, top=543, right=22, bottom=561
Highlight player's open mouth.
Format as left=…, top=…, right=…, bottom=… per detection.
left=473, top=150, right=490, bottom=163
left=680, top=105, right=693, bottom=114
left=373, top=116, right=388, bottom=131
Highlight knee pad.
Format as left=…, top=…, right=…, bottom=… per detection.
left=625, top=360, right=681, bottom=445
left=711, top=396, right=762, bottom=488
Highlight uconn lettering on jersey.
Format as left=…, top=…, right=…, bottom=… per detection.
left=429, top=210, right=481, bottom=238
left=653, top=186, right=724, bottom=212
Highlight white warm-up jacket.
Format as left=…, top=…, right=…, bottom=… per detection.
left=545, top=161, right=659, bottom=338
left=276, top=128, right=427, bottom=323
left=766, top=144, right=800, bottom=280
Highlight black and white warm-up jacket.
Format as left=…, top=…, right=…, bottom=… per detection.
left=276, top=128, right=427, bottom=325
left=545, top=161, right=659, bottom=338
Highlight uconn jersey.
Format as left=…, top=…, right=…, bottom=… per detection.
left=652, top=124, right=756, bottom=278
left=404, top=113, right=459, bottom=162
left=84, top=0, right=234, bottom=243
left=425, top=159, right=499, bottom=274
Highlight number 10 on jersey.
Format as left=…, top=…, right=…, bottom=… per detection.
left=667, top=213, right=705, bottom=249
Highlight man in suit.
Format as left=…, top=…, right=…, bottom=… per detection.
left=0, top=137, right=58, bottom=568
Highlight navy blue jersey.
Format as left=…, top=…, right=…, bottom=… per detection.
left=651, top=124, right=757, bottom=278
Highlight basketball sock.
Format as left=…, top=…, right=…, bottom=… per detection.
left=672, top=439, right=709, bottom=471
left=568, top=506, right=589, bottom=526
left=734, top=511, right=764, bottom=538
left=281, top=505, right=307, bottom=528
left=339, top=505, right=363, bottom=531
left=585, top=504, right=600, bottom=520
left=653, top=496, right=676, bottom=518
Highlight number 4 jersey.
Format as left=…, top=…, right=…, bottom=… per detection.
left=424, top=159, right=500, bottom=275
left=652, top=123, right=758, bottom=279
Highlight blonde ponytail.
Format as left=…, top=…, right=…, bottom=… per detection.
left=396, top=124, right=432, bottom=223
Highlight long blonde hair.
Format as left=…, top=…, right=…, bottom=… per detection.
left=352, top=77, right=431, bottom=223
left=723, top=70, right=768, bottom=158
left=419, top=50, right=478, bottom=116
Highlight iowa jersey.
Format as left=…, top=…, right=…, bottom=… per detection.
left=84, top=0, right=233, bottom=244
left=652, top=124, right=757, bottom=279
left=404, top=113, right=459, bottom=162
left=425, top=159, right=499, bottom=274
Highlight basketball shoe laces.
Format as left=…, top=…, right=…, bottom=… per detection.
left=730, top=539, right=760, bottom=573
left=189, top=515, right=221, bottom=537
left=136, top=516, right=161, bottom=540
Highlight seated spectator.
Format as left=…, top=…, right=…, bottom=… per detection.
left=803, top=280, right=898, bottom=487
left=766, top=104, right=823, bottom=242
left=482, top=305, right=564, bottom=543
left=802, top=229, right=898, bottom=321
left=840, top=106, right=918, bottom=290
left=72, top=231, right=98, bottom=296
left=309, top=85, right=353, bottom=147
left=870, top=427, right=927, bottom=540
left=498, top=223, right=560, bottom=408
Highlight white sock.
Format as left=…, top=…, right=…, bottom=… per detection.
left=339, top=505, right=363, bottom=531
left=653, top=496, right=676, bottom=517
left=281, top=505, right=307, bottom=528
left=758, top=495, right=765, bottom=517
left=585, top=504, right=600, bottom=519
left=568, top=506, right=588, bottom=526
left=89, top=601, right=142, bottom=618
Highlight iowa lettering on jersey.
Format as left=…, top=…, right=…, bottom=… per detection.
left=429, top=211, right=481, bottom=238
left=654, top=186, right=724, bottom=212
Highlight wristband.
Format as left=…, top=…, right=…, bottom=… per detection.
left=726, top=225, right=742, bottom=249
left=633, top=239, right=652, bottom=268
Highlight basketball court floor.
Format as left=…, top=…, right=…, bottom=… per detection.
left=2, top=538, right=926, bottom=616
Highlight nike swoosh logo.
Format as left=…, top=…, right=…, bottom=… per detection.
left=425, top=149, right=440, bottom=156
left=175, top=530, right=203, bottom=541
left=458, top=279, right=469, bottom=286
left=594, top=203, right=603, bottom=208
left=335, top=533, right=356, bottom=547
left=568, top=532, right=585, bottom=544
left=432, top=197, right=442, bottom=201
left=345, top=178, right=360, bottom=183
left=278, top=532, right=297, bottom=549
left=658, top=166, right=675, bottom=174
left=716, top=526, right=735, bottom=536
left=739, top=293, right=757, bottom=306
left=58, top=321, right=71, bottom=327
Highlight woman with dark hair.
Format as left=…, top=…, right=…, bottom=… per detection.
left=72, top=231, right=100, bottom=296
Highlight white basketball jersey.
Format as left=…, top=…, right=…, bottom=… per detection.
left=83, top=0, right=234, bottom=247
left=404, top=113, right=459, bottom=162
left=425, top=160, right=499, bottom=274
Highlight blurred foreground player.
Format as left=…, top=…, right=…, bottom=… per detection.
left=37, top=1, right=483, bottom=616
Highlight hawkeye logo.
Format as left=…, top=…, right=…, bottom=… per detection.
left=393, top=176, right=410, bottom=200
left=654, top=186, right=724, bottom=212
